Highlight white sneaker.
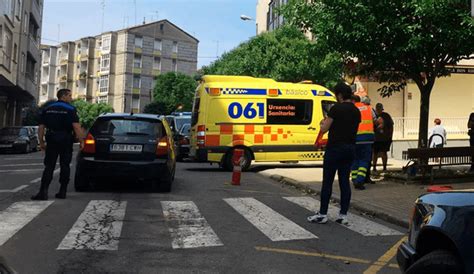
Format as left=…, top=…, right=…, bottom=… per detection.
left=336, top=214, right=349, bottom=225
left=307, top=212, right=328, bottom=224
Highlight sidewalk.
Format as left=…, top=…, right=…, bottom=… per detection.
left=256, top=159, right=474, bottom=228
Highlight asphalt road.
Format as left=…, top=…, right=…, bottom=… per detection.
left=0, top=150, right=405, bottom=274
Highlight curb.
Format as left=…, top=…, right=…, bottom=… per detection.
left=266, top=174, right=410, bottom=229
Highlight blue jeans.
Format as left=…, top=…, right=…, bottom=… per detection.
left=351, top=143, right=373, bottom=185
left=319, top=144, right=355, bottom=215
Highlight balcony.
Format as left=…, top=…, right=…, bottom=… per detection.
left=78, top=71, right=87, bottom=80
left=132, top=88, right=140, bottom=95
left=171, top=52, right=177, bottom=59
left=132, top=67, right=142, bottom=74
left=134, top=47, right=142, bottom=54
left=59, top=75, right=68, bottom=82
left=60, top=58, right=68, bottom=65
left=152, top=69, right=160, bottom=76
left=0, top=50, right=12, bottom=71
left=153, top=50, right=161, bottom=56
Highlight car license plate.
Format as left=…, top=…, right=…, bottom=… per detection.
left=0, top=144, right=13, bottom=148
left=110, top=144, right=143, bottom=152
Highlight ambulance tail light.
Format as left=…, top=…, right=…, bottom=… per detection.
left=156, top=136, right=169, bottom=157
left=268, top=89, right=279, bottom=96
left=210, top=88, right=221, bottom=96
left=82, top=133, right=96, bottom=154
left=197, top=125, right=206, bottom=148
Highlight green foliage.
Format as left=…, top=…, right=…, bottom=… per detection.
left=143, top=101, right=166, bottom=115
left=71, top=100, right=114, bottom=129
left=153, top=72, right=197, bottom=114
left=282, top=0, right=474, bottom=147
left=202, top=25, right=343, bottom=88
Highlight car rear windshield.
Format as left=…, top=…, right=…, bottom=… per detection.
left=175, top=117, right=191, bottom=132
left=90, top=118, right=164, bottom=138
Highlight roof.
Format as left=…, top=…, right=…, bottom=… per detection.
left=99, top=113, right=163, bottom=120
left=121, top=19, right=199, bottom=43
left=201, top=75, right=331, bottom=93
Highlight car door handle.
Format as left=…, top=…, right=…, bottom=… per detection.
left=307, top=127, right=317, bottom=130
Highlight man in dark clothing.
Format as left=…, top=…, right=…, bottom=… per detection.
left=373, top=103, right=394, bottom=172
left=308, top=82, right=361, bottom=225
left=468, top=113, right=474, bottom=171
left=31, top=89, right=84, bottom=200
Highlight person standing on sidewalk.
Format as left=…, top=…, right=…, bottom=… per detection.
left=31, top=89, right=84, bottom=200
left=373, top=103, right=393, bottom=172
left=468, top=113, right=474, bottom=172
left=351, top=96, right=375, bottom=190
left=308, top=82, right=361, bottom=225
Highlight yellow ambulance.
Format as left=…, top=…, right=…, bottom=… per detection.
left=189, top=75, right=337, bottom=170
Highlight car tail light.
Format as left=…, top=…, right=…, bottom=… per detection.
left=82, top=133, right=96, bottom=154
left=197, top=125, right=205, bottom=148
left=156, top=136, right=169, bottom=156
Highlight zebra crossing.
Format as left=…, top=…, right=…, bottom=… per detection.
left=0, top=196, right=402, bottom=251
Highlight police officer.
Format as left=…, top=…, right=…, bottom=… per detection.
left=31, top=89, right=84, bottom=200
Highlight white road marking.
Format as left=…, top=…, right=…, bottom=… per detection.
left=284, top=196, right=403, bottom=236
left=57, top=200, right=127, bottom=250
left=224, top=197, right=318, bottom=242
left=2, top=157, right=43, bottom=161
left=0, top=185, right=29, bottom=193
left=0, top=163, right=44, bottom=167
left=30, top=168, right=59, bottom=184
left=0, top=169, right=43, bottom=173
left=161, top=201, right=223, bottom=249
left=0, top=201, right=54, bottom=246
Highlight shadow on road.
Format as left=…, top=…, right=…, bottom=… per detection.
left=249, top=164, right=323, bottom=173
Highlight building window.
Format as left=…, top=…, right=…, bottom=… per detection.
left=0, top=26, right=2, bottom=48
left=5, top=0, right=15, bottom=21
left=97, top=95, right=108, bottom=104
left=172, top=41, right=178, bottom=53
left=133, top=54, right=141, bottom=68
left=153, top=57, right=161, bottom=70
left=26, top=54, right=36, bottom=81
left=132, top=95, right=140, bottom=110
left=102, top=34, right=111, bottom=51
left=15, top=0, right=21, bottom=20
left=133, top=75, right=141, bottom=89
left=172, top=59, right=177, bottom=72
left=99, top=75, right=109, bottom=94
left=23, top=12, right=28, bottom=33
left=100, top=53, right=110, bottom=72
left=154, top=39, right=162, bottom=51
left=1, top=27, right=13, bottom=70
left=13, top=43, right=17, bottom=63
left=28, top=15, right=39, bottom=43
left=135, top=36, right=143, bottom=48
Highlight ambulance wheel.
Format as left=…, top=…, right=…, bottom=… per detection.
left=223, top=148, right=252, bottom=172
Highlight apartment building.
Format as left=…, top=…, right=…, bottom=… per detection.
left=40, top=20, right=198, bottom=113
left=39, top=45, right=58, bottom=104
left=0, top=0, right=43, bottom=128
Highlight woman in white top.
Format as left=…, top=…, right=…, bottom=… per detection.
left=429, top=118, right=447, bottom=148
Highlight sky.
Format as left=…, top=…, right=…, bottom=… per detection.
left=41, top=0, right=258, bottom=68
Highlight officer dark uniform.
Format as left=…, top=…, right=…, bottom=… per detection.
left=32, top=89, right=82, bottom=200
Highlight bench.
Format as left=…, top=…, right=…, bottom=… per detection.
left=402, top=146, right=474, bottom=183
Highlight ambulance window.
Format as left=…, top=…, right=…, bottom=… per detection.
left=267, top=99, right=313, bottom=125
left=191, top=97, right=200, bottom=126
left=321, top=100, right=336, bottom=118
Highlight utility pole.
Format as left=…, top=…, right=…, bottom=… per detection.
left=100, top=0, right=106, bottom=33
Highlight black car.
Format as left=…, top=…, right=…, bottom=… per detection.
left=397, top=190, right=474, bottom=274
left=0, top=126, right=38, bottom=153
left=175, top=123, right=190, bottom=161
left=165, top=115, right=191, bottom=135
left=74, top=113, right=176, bottom=192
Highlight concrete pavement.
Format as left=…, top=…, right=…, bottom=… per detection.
left=255, top=159, right=474, bottom=228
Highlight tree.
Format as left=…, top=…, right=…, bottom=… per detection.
left=143, top=101, right=166, bottom=115
left=153, top=72, right=197, bottom=114
left=71, top=100, right=114, bottom=129
left=282, top=0, right=474, bottom=148
left=202, top=25, right=342, bottom=88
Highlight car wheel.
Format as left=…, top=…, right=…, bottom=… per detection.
left=406, top=249, right=463, bottom=274
left=74, top=169, right=90, bottom=192
left=156, top=168, right=174, bottom=193
left=223, top=148, right=252, bottom=172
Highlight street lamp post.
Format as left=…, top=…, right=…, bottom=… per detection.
left=240, top=15, right=254, bottom=21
